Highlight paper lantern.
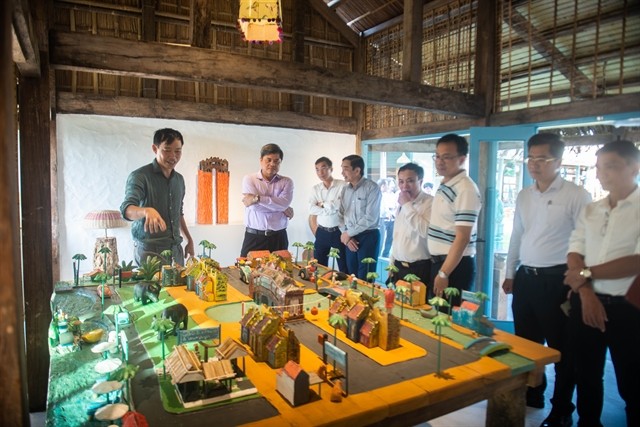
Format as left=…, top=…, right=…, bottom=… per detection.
left=238, top=0, right=283, bottom=43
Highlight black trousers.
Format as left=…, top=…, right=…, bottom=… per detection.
left=314, top=227, right=347, bottom=272
left=429, top=255, right=475, bottom=307
left=389, top=259, right=432, bottom=289
left=240, top=228, right=288, bottom=257
left=512, top=265, right=575, bottom=415
left=569, top=292, right=640, bottom=427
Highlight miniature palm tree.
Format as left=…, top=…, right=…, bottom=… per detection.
left=199, top=239, right=215, bottom=258
left=361, top=257, right=376, bottom=279
left=292, top=242, right=304, bottom=265
left=474, top=291, right=490, bottom=316
left=328, top=247, right=340, bottom=271
left=160, top=249, right=173, bottom=266
left=72, top=253, right=87, bottom=286
left=151, top=316, right=175, bottom=377
left=431, top=314, right=451, bottom=376
left=403, top=273, right=421, bottom=308
left=111, top=363, right=139, bottom=405
left=366, top=272, right=379, bottom=296
left=328, top=313, right=347, bottom=346
left=304, top=241, right=315, bottom=263
left=385, top=264, right=399, bottom=286
left=443, top=287, right=461, bottom=318
left=98, top=246, right=112, bottom=318
left=395, top=284, right=409, bottom=320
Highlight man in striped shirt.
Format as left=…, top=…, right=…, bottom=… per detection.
left=427, top=134, right=482, bottom=307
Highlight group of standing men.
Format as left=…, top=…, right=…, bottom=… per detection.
left=120, top=128, right=639, bottom=427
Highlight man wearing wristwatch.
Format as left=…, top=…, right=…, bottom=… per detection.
left=502, top=133, right=590, bottom=426
left=240, top=143, right=294, bottom=257
left=564, top=140, right=640, bottom=427
left=427, top=134, right=481, bottom=308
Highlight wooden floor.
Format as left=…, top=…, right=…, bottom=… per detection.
left=422, top=354, right=625, bottom=427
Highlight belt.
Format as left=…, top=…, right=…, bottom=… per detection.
left=595, top=293, right=627, bottom=305
left=521, top=264, right=567, bottom=276
left=318, top=225, right=340, bottom=233
left=245, top=227, right=283, bottom=236
left=395, top=259, right=431, bottom=268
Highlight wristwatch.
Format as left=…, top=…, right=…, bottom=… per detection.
left=252, top=195, right=260, bottom=204
left=579, top=267, right=592, bottom=280
left=438, top=270, right=449, bottom=279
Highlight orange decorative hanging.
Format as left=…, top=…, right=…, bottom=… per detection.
left=238, top=0, right=283, bottom=44
left=197, top=170, right=213, bottom=224
left=216, top=170, right=230, bottom=224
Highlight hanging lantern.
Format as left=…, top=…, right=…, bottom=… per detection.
left=238, top=0, right=283, bottom=43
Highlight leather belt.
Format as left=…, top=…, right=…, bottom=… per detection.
left=395, top=259, right=431, bottom=268
left=521, top=264, right=567, bottom=276
left=595, top=293, right=627, bottom=305
left=318, top=225, right=340, bottom=233
left=245, top=227, right=282, bottom=236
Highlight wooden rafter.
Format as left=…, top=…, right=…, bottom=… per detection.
left=12, top=0, right=40, bottom=77
left=308, top=0, right=360, bottom=46
left=50, top=31, right=485, bottom=117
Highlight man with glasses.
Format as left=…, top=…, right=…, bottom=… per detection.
left=503, top=133, right=590, bottom=427
left=309, top=157, right=346, bottom=272
left=121, top=128, right=194, bottom=266
left=428, top=133, right=481, bottom=308
left=564, top=140, right=640, bottom=427
left=240, top=143, right=294, bottom=257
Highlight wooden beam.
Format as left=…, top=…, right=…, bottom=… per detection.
left=361, top=117, right=485, bottom=141
left=402, top=0, right=422, bottom=83
left=308, top=0, right=360, bottom=46
left=56, top=92, right=358, bottom=134
left=1, top=1, right=28, bottom=424
left=12, top=0, right=40, bottom=77
left=142, top=0, right=157, bottom=98
left=489, top=93, right=640, bottom=127
left=50, top=31, right=485, bottom=117
left=474, top=0, right=497, bottom=118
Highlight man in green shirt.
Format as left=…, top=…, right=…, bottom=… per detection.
left=120, top=128, right=194, bottom=266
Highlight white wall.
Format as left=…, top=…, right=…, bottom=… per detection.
left=57, top=114, right=355, bottom=280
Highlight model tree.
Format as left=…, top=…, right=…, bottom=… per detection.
left=395, top=284, right=409, bottom=320
left=151, top=316, right=175, bottom=377
left=292, top=242, right=304, bottom=265
left=366, top=272, right=379, bottom=296
left=303, top=241, right=315, bottom=263
left=443, top=287, right=461, bottom=318
left=328, top=247, right=340, bottom=271
left=385, top=264, right=399, bottom=286
left=361, top=257, right=376, bottom=283
left=328, top=313, right=347, bottom=346
left=431, top=313, right=451, bottom=376
left=160, top=249, right=173, bottom=266
left=72, top=253, right=87, bottom=286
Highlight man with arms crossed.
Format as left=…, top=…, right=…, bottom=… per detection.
left=240, top=143, right=294, bottom=257
left=428, top=133, right=481, bottom=308
left=387, top=163, right=433, bottom=289
left=503, top=133, right=590, bottom=427
left=309, top=157, right=347, bottom=271
left=340, top=154, right=382, bottom=280
left=564, top=140, right=640, bottom=427
left=121, top=128, right=194, bottom=266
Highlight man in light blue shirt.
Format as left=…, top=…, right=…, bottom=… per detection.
left=339, top=155, right=382, bottom=280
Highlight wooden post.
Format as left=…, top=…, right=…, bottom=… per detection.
left=0, top=1, right=28, bottom=424
left=486, top=382, right=527, bottom=427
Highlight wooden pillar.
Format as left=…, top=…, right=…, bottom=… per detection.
left=402, top=0, right=423, bottom=83
left=486, top=382, right=527, bottom=427
left=292, top=0, right=307, bottom=113
left=1, top=1, right=29, bottom=424
left=142, top=0, right=157, bottom=98
left=19, top=41, right=54, bottom=415
left=475, top=0, right=497, bottom=119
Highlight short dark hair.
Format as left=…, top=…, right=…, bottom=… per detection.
left=260, top=143, right=284, bottom=160
left=527, top=133, right=565, bottom=159
left=343, top=154, right=365, bottom=177
left=398, top=162, right=424, bottom=181
left=437, top=133, right=469, bottom=156
left=596, top=140, right=640, bottom=163
left=153, top=128, right=184, bottom=146
left=315, top=156, right=332, bottom=168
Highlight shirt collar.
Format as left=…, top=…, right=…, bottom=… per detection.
left=258, top=170, right=280, bottom=183
left=349, top=176, right=365, bottom=189
left=151, top=158, right=174, bottom=178
left=441, top=169, right=467, bottom=187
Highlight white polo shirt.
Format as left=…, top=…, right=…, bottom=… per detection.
left=309, top=179, right=346, bottom=228
left=391, top=192, right=433, bottom=263
left=428, top=170, right=482, bottom=257
left=568, top=186, right=640, bottom=296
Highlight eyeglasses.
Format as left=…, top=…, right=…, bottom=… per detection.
left=433, top=154, right=460, bottom=162
left=525, top=157, right=557, bottom=165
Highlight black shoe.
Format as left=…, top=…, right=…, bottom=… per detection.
left=540, top=413, right=572, bottom=427
left=526, top=394, right=545, bottom=409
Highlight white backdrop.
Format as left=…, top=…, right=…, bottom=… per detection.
left=57, top=114, right=355, bottom=280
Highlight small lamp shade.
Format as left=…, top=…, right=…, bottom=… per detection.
left=84, top=210, right=127, bottom=276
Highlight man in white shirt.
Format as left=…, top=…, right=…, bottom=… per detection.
left=387, top=163, right=433, bottom=289
left=503, top=133, right=591, bottom=426
left=309, top=157, right=346, bottom=271
left=428, top=134, right=482, bottom=307
left=564, top=140, right=640, bottom=427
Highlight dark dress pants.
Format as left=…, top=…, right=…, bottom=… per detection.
left=512, top=266, right=575, bottom=416
left=429, top=255, right=475, bottom=307
left=569, top=292, right=640, bottom=427
left=314, top=227, right=347, bottom=272
left=240, top=229, right=288, bottom=257
left=345, top=229, right=380, bottom=281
